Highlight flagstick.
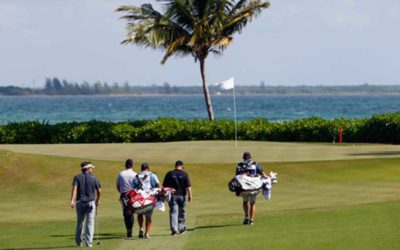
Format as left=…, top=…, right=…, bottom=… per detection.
left=233, top=85, right=238, bottom=148
left=218, top=77, right=237, bottom=148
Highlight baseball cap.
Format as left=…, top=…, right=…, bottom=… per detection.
left=243, top=152, right=251, bottom=160
left=141, top=162, right=149, bottom=171
left=175, top=160, right=184, bottom=167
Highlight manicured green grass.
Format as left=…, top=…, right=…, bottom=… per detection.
left=186, top=201, right=400, bottom=250
left=2, top=202, right=399, bottom=250
left=0, top=143, right=399, bottom=249
left=1, top=141, right=400, bottom=164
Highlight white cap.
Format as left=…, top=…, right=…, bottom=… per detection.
left=82, top=163, right=95, bottom=169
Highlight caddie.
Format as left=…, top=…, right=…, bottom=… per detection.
left=131, top=162, right=161, bottom=239
left=236, top=152, right=267, bottom=225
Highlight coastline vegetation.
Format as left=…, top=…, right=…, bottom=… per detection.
left=1, top=112, right=399, bottom=144
left=1, top=78, right=400, bottom=96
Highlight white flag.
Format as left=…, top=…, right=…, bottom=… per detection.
left=220, top=77, right=235, bottom=90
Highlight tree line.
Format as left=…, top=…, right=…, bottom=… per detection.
left=0, top=78, right=188, bottom=95
left=43, top=78, right=130, bottom=95
left=1, top=79, right=400, bottom=96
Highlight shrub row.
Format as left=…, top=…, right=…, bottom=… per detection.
left=1, top=113, right=400, bottom=144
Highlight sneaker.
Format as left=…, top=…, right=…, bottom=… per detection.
left=243, top=218, right=250, bottom=225
left=138, top=229, right=144, bottom=238
left=249, top=220, right=254, bottom=225
left=171, top=231, right=177, bottom=236
left=76, top=243, right=82, bottom=247
left=124, top=236, right=133, bottom=240
left=86, top=244, right=93, bottom=248
left=179, top=228, right=187, bottom=234
left=144, top=234, right=150, bottom=239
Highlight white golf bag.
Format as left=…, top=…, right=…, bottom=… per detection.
left=228, top=172, right=277, bottom=200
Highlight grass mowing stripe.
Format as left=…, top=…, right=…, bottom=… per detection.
left=184, top=201, right=400, bottom=250
left=1, top=141, right=400, bottom=163
left=1, top=202, right=398, bottom=249
left=1, top=148, right=399, bottom=249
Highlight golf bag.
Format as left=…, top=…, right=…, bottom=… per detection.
left=228, top=172, right=277, bottom=200
left=122, top=187, right=175, bottom=214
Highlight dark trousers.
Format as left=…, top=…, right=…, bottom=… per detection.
left=122, top=205, right=134, bottom=236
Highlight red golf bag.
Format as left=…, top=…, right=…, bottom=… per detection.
left=122, top=187, right=175, bottom=214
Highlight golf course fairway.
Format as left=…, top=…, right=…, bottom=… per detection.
left=0, top=141, right=399, bottom=249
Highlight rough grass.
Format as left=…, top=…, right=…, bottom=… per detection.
left=0, top=143, right=399, bottom=249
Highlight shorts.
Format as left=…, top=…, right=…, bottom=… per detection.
left=240, top=191, right=259, bottom=203
left=143, top=209, right=153, bottom=218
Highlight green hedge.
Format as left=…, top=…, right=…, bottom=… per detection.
left=1, top=113, right=400, bottom=144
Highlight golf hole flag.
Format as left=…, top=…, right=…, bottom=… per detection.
left=220, top=77, right=235, bottom=90
left=217, top=76, right=238, bottom=147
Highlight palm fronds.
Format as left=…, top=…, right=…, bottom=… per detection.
left=116, top=0, right=269, bottom=63
left=116, top=1, right=269, bottom=120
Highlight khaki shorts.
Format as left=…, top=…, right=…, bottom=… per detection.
left=143, top=208, right=153, bottom=218
left=240, top=191, right=259, bottom=203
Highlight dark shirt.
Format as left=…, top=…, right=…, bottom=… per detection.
left=72, top=173, right=101, bottom=202
left=163, top=169, right=191, bottom=196
left=236, top=160, right=264, bottom=177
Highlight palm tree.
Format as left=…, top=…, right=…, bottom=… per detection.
left=116, top=0, right=270, bottom=121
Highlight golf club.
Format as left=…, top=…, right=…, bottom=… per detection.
left=95, top=207, right=101, bottom=245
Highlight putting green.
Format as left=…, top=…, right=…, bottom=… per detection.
left=0, top=141, right=400, bottom=164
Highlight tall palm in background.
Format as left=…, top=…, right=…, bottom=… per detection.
left=116, top=0, right=270, bottom=121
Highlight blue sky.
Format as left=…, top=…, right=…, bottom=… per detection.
left=0, top=0, right=399, bottom=87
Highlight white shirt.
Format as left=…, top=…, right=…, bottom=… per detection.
left=134, top=171, right=160, bottom=191
left=116, top=168, right=137, bottom=193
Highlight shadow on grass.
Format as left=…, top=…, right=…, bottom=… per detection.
left=192, top=224, right=242, bottom=230
left=0, top=245, right=76, bottom=250
left=349, top=151, right=400, bottom=156
left=51, top=232, right=173, bottom=240
left=51, top=233, right=123, bottom=240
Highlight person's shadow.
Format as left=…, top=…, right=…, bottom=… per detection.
left=0, top=233, right=126, bottom=250
left=0, top=225, right=242, bottom=249
left=191, top=224, right=241, bottom=230
left=0, top=246, right=76, bottom=250
left=51, top=232, right=123, bottom=240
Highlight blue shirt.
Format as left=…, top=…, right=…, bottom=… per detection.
left=72, top=172, right=101, bottom=202
left=236, top=160, right=264, bottom=177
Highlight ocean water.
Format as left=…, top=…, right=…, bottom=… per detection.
left=0, top=95, right=399, bottom=123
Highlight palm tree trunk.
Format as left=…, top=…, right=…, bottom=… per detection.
left=199, top=58, right=215, bottom=121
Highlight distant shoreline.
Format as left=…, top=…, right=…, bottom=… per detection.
left=2, top=83, right=400, bottom=96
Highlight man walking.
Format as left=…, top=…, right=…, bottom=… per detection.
left=132, top=163, right=160, bottom=239
left=236, top=152, right=267, bottom=225
left=116, top=159, right=137, bottom=239
left=162, top=160, right=192, bottom=235
left=70, top=161, right=101, bottom=247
